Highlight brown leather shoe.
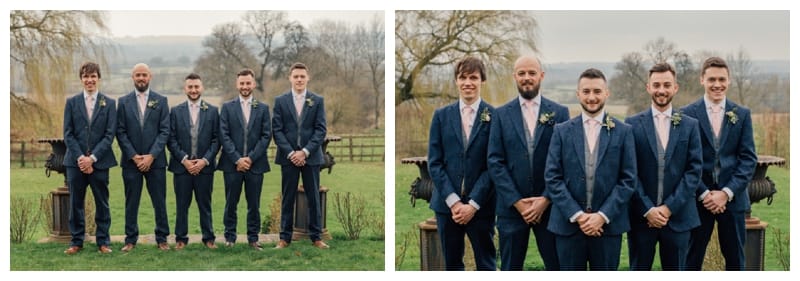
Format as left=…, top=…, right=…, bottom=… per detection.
left=121, top=243, right=135, bottom=252
left=312, top=240, right=330, bottom=249
left=157, top=242, right=170, bottom=251
left=274, top=240, right=289, bottom=249
left=98, top=245, right=112, bottom=254
left=224, top=241, right=234, bottom=247
left=249, top=242, right=263, bottom=251
left=205, top=241, right=217, bottom=249
left=175, top=241, right=186, bottom=250
left=64, top=245, right=82, bottom=255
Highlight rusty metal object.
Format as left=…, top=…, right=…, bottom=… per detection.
left=402, top=156, right=433, bottom=207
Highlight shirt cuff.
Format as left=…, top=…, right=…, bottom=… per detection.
left=468, top=199, right=481, bottom=211
left=569, top=211, right=585, bottom=223
left=598, top=211, right=610, bottom=224
left=644, top=207, right=656, bottom=218
left=287, top=151, right=295, bottom=159
left=445, top=193, right=460, bottom=208
left=698, top=190, right=710, bottom=201
left=202, top=158, right=210, bottom=166
left=302, top=148, right=310, bottom=157
left=722, top=187, right=734, bottom=201
left=181, top=155, right=188, bottom=164
left=90, top=154, right=98, bottom=163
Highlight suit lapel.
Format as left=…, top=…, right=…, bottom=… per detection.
left=142, top=94, right=153, bottom=126
left=664, top=117, right=681, bottom=163
left=78, top=94, right=91, bottom=124
left=449, top=103, right=465, bottom=149
left=641, top=110, right=659, bottom=159
left=595, top=114, right=612, bottom=163
left=286, top=94, right=300, bottom=125
left=571, top=118, right=586, bottom=172
left=718, top=100, right=735, bottom=148
left=180, top=102, right=192, bottom=131
left=532, top=101, right=549, bottom=149
left=465, top=102, right=484, bottom=150
left=508, top=101, right=528, bottom=147
left=692, top=101, right=715, bottom=146
left=299, top=94, right=309, bottom=125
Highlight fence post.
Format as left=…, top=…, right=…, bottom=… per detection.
left=349, top=137, right=354, bottom=161
left=20, top=141, right=26, bottom=168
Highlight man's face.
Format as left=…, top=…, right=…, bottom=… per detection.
left=81, top=72, right=100, bottom=93
left=514, top=58, right=544, bottom=100
left=701, top=66, right=729, bottom=104
left=184, top=79, right=203, bottom=102
left=577, top=78, right=609, bottom=116
left=456, top=70, right=482, bottom=104
left=237, top=74, right=255, bottom=98
left=289, top=69, right=309, bottom=93
left=132, top=66, right=151, bottom=92
left=647, top=71, right=678, bottom=110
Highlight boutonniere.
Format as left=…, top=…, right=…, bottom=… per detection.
left=200, top=101, right=208, bottom=111
left=726, top=107, right=738, bottom=125
left=602, top=114, right=615, bottom=135
left=671, top=111, right=682, bottom=128
left=538, top=111, right=556, bottom=126
left=306, top=98, right=314, bottom=107
left=251, top=99, right=259, bottom=109
left=480, top=107, right=491, bottom=122
left=99, top=96, right=106, bottom=107
left=147, top=99, right=158, bottom=109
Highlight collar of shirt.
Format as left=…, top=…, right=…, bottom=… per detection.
left=292, top=89, right=307, bottom=99
left=83, top=90, right=98, bottom=100
left=703, top=94, right=726, bottom=111
left=581, top=111, right=605, bottom=125
left=239, top=96, right=253, bottom=105
left=518, top=94, right=542, bottom=108
left=459, top=97, right=481, bottom=114
left=136, top=89, right=150, bottom=98
left=651, top=105, right=673, bottom=119
left=188, top=99, right=202, bottom=108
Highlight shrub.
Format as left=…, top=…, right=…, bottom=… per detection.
left=332, top=191, right=368, bottom=240
left=11, top=196, right=42, bottom=243
left=366, top=191, right=385, bottom=239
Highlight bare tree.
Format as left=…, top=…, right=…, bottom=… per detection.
left=726, top=47, right=757, bottom=107
left=361, top=15, right=385, bottom=129
left=395, top=10, right=538, bottom=105
left=272, top=21, right=311, bottom=80
left=243, top=11, right=288, bottom=93
left=194, top=22, right=257, bottom=98
left=10, top=10, right=110, bottom=139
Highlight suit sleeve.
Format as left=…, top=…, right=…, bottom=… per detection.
left=148, top=96, right=170, bottom=157
left=202, top=108, right=221, bottom=163
left=248, top=104, right=271, bottom=160
left=63, top=98, right=83, bottom=162
left=272, top=98, right=294, bottom=156
left=427, top=109, right=458, bottom=202
left=545, top=125, right=583, bottom=219
left=487, top=111, right=522, bottom=208
left=624, top=116, right=655, bottom=216
left=167, top=107, right=187, bottom=163
left=303, top=96, right=327, bottom=155
left=219, top=103, right=242, bottom=161
left=597, top=125, right=637, bottom=222
left=468, top=157, right=493, bottom=208
left=724, top=108, right=757, bottom=196
left=663, top=120, right=703, bottom=212
left=116, top=98, right=137, bottom=160
left=92, top=99, right=117, bottom=162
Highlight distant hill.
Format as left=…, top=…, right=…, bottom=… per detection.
left=109, top=36, right=205, bottom=69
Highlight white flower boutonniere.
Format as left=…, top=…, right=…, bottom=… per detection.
left=726, top=107, right=738, bottom=125
left=602, top=114, right=615, bottom=135
left=147, top=99, right=158, bottom=109
left=480, top=107, right=491, bottom=123
left=671, top=111, right=682, bottom=128
left=306, top=98, right=314, bottom=107
left=99, top=96, right=106, bottom=107
left=251, top=99, right=258, bottom=109
left=200, top=101, right=208, bottom=111
left=538, top=111, right=556, bottom=126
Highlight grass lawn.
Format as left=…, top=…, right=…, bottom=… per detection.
left=394, top=162, right=790, bottom=271
left=10, top=162, right=385, bottom=271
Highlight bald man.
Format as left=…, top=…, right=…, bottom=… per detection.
left=116, top=63, right=172, bottom=252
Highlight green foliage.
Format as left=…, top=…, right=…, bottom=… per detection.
left=332, top=192, right=368, bottom=240
left=10, top=196, right=42, bottom=243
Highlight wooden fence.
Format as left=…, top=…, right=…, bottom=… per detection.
left=10, top=134, right=385, bottom=168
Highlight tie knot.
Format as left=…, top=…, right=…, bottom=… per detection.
left=711, top=105, right=723, bottom=113
left=524, top=99, right=537, bottom=108
left=587, top=118, right=598, bottom=126
left=463, top=106, right=474, bottom=114
left=656, top=113, right=667, bottom=120
left=87, top=95, right=94, bottom=102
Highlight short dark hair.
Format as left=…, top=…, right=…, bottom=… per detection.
left=579, top=68, right=606, bottom=83
left=185, top=73, right=201, bottom=80
left=649, top=62, right=676, bottom=79
left=79, top=62, right=101, bottom=79
left=701, top=56, right=728, bottom=76
left=454, top=56, right=486, bottom=81
left=289, top=62, right=308, bottom=74
left=237, top=68, right=255, bottom=78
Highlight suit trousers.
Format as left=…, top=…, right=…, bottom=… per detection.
left=686, top=201, right=746, bottom=271
left=222, top=171, right=263, bottom=243
left=279, top=164, right=322, bottom=242
left=435, top=212, right=497, bottom=271
left=122, top=167, right=170, bottom=244
left=66, top=167, right=111, bottom=248
left=497, top=214, right=560, bottom=270
left=628, top=223, right=691, bottom=270
left=173, top=172, right=215, bottom=243
left=555, top=232, right=622, bottom=270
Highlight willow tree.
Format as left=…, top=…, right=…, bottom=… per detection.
left=395, top=10, right=539, bottom=105
left=10, top=10, right=109, bottom=139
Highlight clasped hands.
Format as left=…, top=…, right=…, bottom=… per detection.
left=645, top=205, right=672, bottom=228
left=514, top=197, right=550, bottom=225
left=132, top=154, right=155, bottom=173
left=450, top=202, right=477, bottom=225
left=290, top=150, right=307, bottom=167
left=576, top=213, right=605, bottom=237
left=77, top=155, right=95, bottom=174
left=703, top=190, right=728, bottom=214
left=236, top=157, right=252, bottom=172
left=182, top=158, right=208, bottom=176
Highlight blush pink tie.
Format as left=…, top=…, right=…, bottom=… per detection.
left=656, top=113, right=668, bottom=150
left=462, top=106, right=475, bottom=141
left=138, top=93, right=147, bottom=117
left=242, top=100, right=251, bottom=123
left=711, top=105, right=722, bottom=137
left=586, top=118, right=598, bottom=152
left=295, top=95, right=304, bottom=118
left=191, top=103, right=199, bottom=125
left=522, top=100, right=537, bottom=137
left=86, top=95, right=94, bottom=120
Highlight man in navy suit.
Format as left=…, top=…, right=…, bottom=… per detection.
left=272, top=62, right=329, bottom=250
left=625, top=63, right=702, bottom=270
left=218, top=68, right=272, bottom=251
left=428, top=56, right=496, bottom=270
left=545, top=68, right=636, bottom=270
left=116, top=63, right=171, bottom=252
left=167, top=73, right=220, bottom=250
left=488, top=55, right=568, bottom=271
left=63, top=62, right=117, bottom=255
left=683, top=57, right=757, bottom=271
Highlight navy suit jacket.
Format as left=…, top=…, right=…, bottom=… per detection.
left=116, top=90, right=170, bottom=169
left=625, top=109, right=702, bottom=232
left=428, top=101, right=495, bottom=218
left=545, top=115, right=637, bottom=236
left=218, top=97, right=272, bottom=174
left=272, top=91, right=327, bottom=166
left=680, top=99, right=757, bottom=212
left=488, top=97, right=569, bottom=218
left=63, top=92, right=118, bottom=169
left=167, top=100, right=220, bottom=175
